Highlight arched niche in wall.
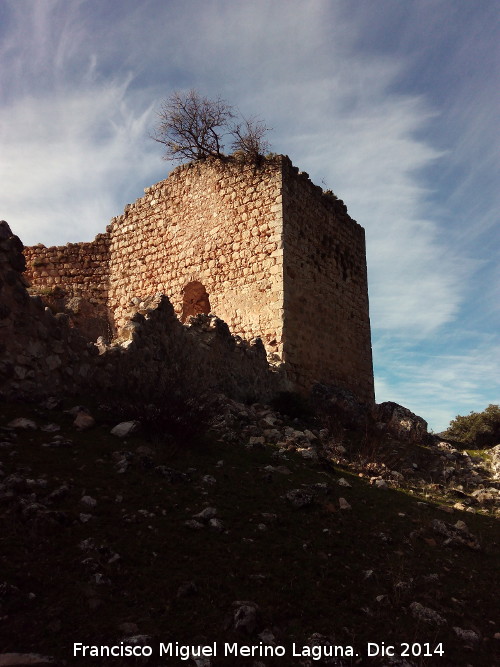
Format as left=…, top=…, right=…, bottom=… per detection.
left=181, top=281, right=211, bottom=323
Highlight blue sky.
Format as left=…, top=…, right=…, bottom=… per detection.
left=0, top=0, right=498, bottom=432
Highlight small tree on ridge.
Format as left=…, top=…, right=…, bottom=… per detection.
left=152, top=90, right=271, bottom=163
left=443, top=404, right=500, bottom=447
left=231, top=116, right=271, bottom=162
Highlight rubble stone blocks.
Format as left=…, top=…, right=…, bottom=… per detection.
left=23, top=155, right=375, bottom=404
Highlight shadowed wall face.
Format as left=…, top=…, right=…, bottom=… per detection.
left=23, top=235, right=111, bottom=340
left=281, top=160, right=374, bottom=404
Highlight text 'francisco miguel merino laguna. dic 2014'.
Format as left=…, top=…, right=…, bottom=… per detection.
left=73, top=641, right=446, bottom=660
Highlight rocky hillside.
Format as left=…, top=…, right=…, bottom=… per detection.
left=0, top=394, right=498, bottom=667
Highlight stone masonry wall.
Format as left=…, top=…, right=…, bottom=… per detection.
left=0, top=222, right=98, bottom=398
left=23, top=236, right=111, bottom=340
left=106, top=157, right=284, bottom=359
left=1, top=221, right=284, bottom=403
left=21, top=155, right=375, bottom=404
left=281, top=161, right=374, bottom=404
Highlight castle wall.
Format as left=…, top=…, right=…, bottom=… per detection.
left=23, top=235, right=111, bottom=340
left=281, top=161, right=374, bottom=404
left=0, top=222, right=97, bottom=397
left=21, top=156, right=375, bottom=404
left=106, top=158, right=285, bottom=358
left=1, top=221, right=284, bottom=403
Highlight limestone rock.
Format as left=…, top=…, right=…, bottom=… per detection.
left=453, top=627, right=480, bottom=643
left=80, top=495, right=97, bottom=508
left=110, top=421, right=139, bottom=438
left=209, top=517, right=224, bottom=531
left=73, top=411, right=95, bottom=430
left=285, top=489, right=314, bottom=508
left=7, top=418, right=37, bottom=430
left=431, top=519, right=480, bottom=550
left=409, top=602, right=446, bottom=626
left=193, top=507, right=217, bottom=520
left=232, top=601, right=260, bottom=635
left=374, top=402, right=428, bottom=442
left=489, top=444, right=500, bottom=480
left=338, top=497, right=352, bottom=510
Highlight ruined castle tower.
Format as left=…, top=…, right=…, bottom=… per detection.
left=24, top=155, right=375, bottom=404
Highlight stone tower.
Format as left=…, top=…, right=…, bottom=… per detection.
left=24, top=155, right=375, bottom=404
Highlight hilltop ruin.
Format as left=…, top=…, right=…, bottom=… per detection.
left=22, top=156, right=374, bottom=404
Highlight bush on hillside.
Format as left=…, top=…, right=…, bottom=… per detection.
left=443, top=404, right=500, bottom=447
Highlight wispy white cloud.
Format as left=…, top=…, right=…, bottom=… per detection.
left=0, top=79, right=158, bottom=245
left=374, top=333, right=500, bottom=431
left=0, top=1, right=159, bottom=245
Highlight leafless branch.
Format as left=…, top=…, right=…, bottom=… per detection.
left=152, top=90, right=234, bottom=162
left=152, top=90, right=271, bottom=164
left=230, top=116, right=271, bottom=160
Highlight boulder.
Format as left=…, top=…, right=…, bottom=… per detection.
left=110, top=421, right=139, bottom=438
left=373, top=402, right=427, bottom=442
